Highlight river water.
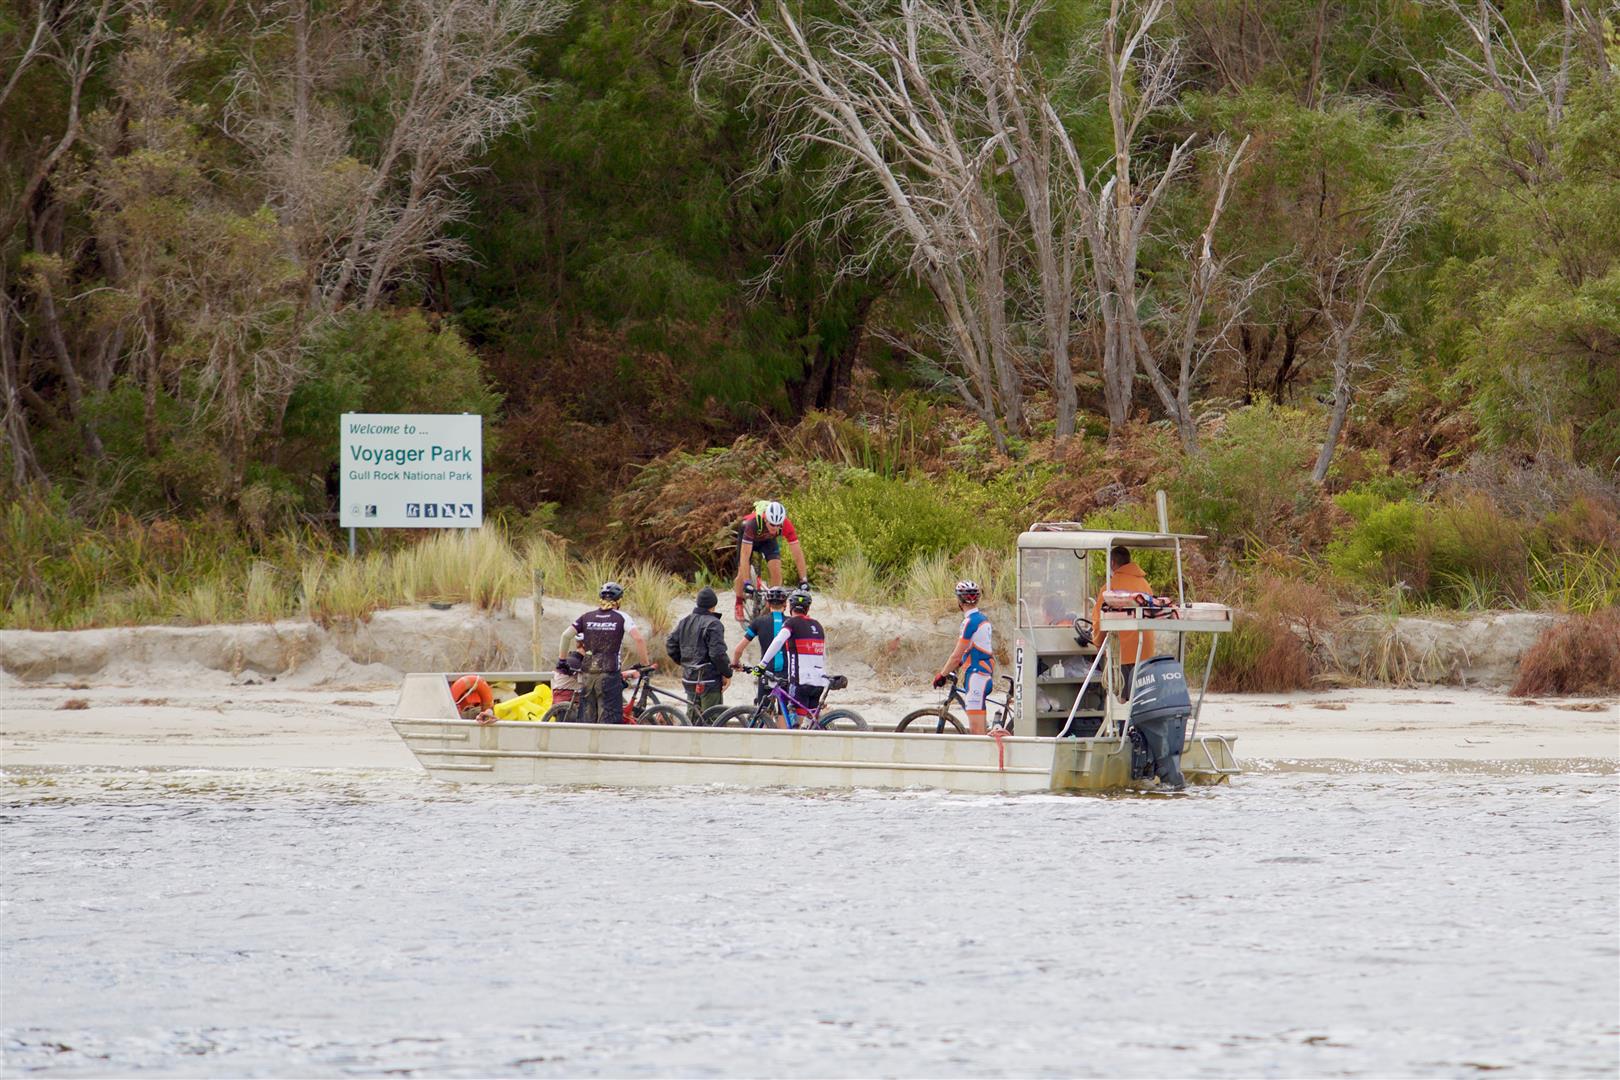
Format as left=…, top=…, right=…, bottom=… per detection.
left=2, top=767, right=1617, bottom=1078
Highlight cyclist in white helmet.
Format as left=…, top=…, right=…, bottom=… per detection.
left=933, top=580, right=994, bottom=734
left=732, top=498, right=809, bottom=623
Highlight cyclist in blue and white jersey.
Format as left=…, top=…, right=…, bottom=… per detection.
left=933, top=580, right=994, bottom=734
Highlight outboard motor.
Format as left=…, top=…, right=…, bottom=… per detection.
left=1126, top=655, right=1191, bottom=788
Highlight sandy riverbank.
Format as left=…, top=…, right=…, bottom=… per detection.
left=2, top=672, right=1614, bottom=771
left=2, top=602, right=1614, bottom=773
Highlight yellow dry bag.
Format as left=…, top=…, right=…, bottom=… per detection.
left=491, top=684, right=553, bottom=722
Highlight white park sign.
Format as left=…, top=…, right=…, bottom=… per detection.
left=340, top=413, right=483, bottom=529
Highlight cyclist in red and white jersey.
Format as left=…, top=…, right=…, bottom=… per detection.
left=755, top=589, right=828, bottom=726
left=733, top=499, right=809, bottom=622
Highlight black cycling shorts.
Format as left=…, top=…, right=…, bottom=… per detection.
left=791, top=684, right=825, bottom=712
left=737, top=527, right=781, bottom=564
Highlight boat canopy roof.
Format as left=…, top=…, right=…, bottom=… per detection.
left=1015, top=525, right=1206, bottom=552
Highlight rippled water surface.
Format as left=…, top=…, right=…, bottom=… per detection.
left=3, top=768, right=1617, bottom=1077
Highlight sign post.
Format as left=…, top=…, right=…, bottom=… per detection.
left=340, top=413, right=483, bottom=534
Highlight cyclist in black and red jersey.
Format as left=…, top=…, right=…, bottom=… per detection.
left=733, top=499, right=810, bottom=623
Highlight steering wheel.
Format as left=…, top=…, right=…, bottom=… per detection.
left=1072, top=616, right=1094, bottom=648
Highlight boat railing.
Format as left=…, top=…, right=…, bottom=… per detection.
left=1061, top=601, right=1233, bottom=748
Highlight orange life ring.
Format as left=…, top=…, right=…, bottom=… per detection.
left=450, top=674, right=494, bottom=717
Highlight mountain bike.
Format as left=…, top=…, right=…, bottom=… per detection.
left=540, top=665, right=689, bottom=725
left=711, top=669, right=867, bottom=731
left=896, top=672, right=1014, bottom=734
left=734, top=548, right=810, bottom=625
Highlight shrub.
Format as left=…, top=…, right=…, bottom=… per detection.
left=1537, top=495, right=1620, bottom=554
left=1325, top=489, right=1431, bottom=591
left=791, top=468, right=1006, bottom=576
left=1162, top=401, right=1320, bottom=550
left=605, top=436, right=809, bottom=573
left=783, top=398, right=947, bottom=479
left=1202, top=616, right=1313, bottom=693
left=1327, top=489, right=1531, bottom=607
left=282, top=310, right=502, bottom=499
left=1511, top=609, right=1620, bottom=697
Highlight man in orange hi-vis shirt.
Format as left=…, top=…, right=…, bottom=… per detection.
left=1092, top=545, right=1156, bottom=700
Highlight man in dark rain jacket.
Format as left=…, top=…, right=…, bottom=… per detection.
left=666, top=587, right=732, bottom=722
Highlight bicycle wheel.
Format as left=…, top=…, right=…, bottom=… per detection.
left=700, top=703, right=734, bottom=726
left=540, top=701, right=578, bottom=724
left=636, top=704, right=688, bottom=726
left=712, top=706, right=761, bottom=728
left=896, top=707, right=966, bottom=734
left=815, top=709, right=868, bottom=731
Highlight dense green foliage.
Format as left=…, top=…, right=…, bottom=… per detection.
left=2, top=0, right=1616, bottom=631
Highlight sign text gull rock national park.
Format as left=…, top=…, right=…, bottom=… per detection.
left=339, top=413, right=483, bottom=529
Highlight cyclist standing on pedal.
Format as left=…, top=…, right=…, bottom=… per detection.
left=754, top=589, right=828, bottom=728
left=933, top=580, right=994, bottom=735
left=733, top=499, right=810, bottom=623
left=731, top=586, right=790, bottom=702
left=570, top=581, right=651, bottom=724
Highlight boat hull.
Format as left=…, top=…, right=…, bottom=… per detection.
left=390, top=717, right=1239, bottom=794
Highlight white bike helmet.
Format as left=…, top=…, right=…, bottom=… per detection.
left=760, top=500, right=787, bottom=527
left=954, top=580, right=981, bottom=603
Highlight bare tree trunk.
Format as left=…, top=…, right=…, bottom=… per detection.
left=27, top=218, right=104, bottom=460
left=1311, top=334, right=1354, bottom=483
left=1304, top=0, right=1330, bottom=107
left=1308, top=184, right=1424, bottom=484
left=1132, top=135, right=1251, bottom=453
left=982, top=213, right=1024, bottom=432
left=0, top=0, right=115, bottom=248
left=0, top=291, right=45, bottom=489
left=140, top=300, right=162, bottom=458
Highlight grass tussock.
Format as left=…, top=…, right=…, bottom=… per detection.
left=826, top=548, right=882, bottom=604
left=244, top=562, right=287, bottom=623
left=1331, top=613, right=1452, bottom=688
left=901, top=551, right=958, bottom=615
left=1530, top=548, right=1620, bottom=614
left=173, top=578, right=230, bottom=626
left=1194, top=617, right=1313, bottom=692
left=624, top=562, right=685, bottom=640
left=1510, top=609, right=1620, bottom=697
left=524, top=535, right=572, bottom=595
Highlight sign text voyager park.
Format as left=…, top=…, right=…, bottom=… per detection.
left=339, top=413, right=483, bottom=529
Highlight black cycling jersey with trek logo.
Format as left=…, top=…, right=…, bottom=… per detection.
left=571, top=608, right=638, bottom=673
